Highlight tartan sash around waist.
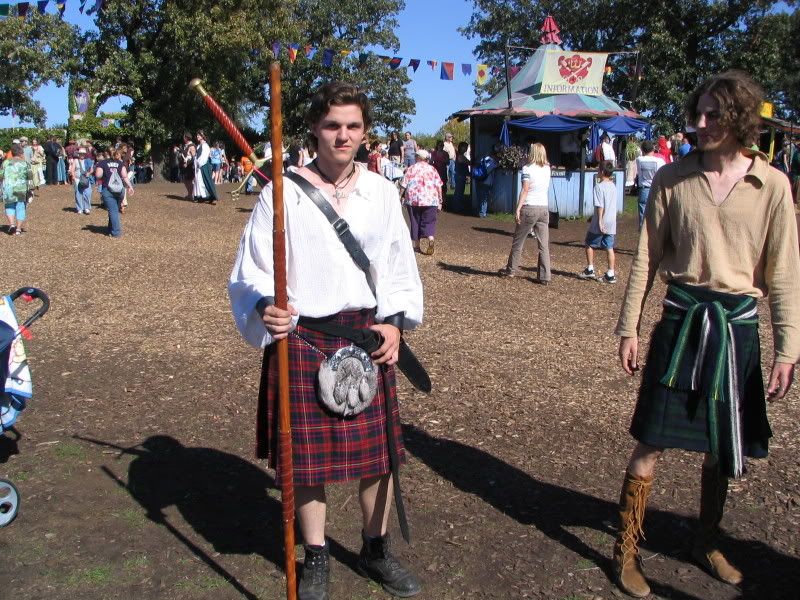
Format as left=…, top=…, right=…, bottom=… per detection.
left=659, top=283, right=759, bottom=478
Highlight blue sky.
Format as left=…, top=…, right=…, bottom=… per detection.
left=2, top=0, right=485, bottom=134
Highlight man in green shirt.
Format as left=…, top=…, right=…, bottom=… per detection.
left=612, top=71, right=800, bottom=598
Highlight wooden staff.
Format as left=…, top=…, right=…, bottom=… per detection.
left=268, top=62, right=298, bottom=600
left=188, top=70, right=297, bottom=600
left=188, top=78, right=271, bottom=186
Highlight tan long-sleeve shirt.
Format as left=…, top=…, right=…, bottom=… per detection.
left=615, top=150, right=800, bottom=363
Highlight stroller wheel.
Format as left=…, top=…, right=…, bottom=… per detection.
left=0, top=479, right=20, bottom=527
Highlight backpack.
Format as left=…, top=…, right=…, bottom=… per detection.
left=107, top=168, right=125, bottom=195
left=472, top=155, right=497, bottom=181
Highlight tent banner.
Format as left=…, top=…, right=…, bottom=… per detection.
left=540, top=50, right=609, bottom=96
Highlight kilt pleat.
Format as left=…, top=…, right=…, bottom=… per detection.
left=630, top=287, right=771, bottom=458
left=256, top=308, right=406, bottom=486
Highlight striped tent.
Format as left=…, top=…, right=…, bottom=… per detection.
left=453, top=43, right=639, bottom=119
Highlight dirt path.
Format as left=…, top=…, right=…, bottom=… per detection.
left=1, top=182, right=798, bottom=599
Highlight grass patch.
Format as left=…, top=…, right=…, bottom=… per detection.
left=123, top=555, right=149, bottom=570
left=117, top=507, right=147, bottom=528
left=53, top=442, right=87, bottom=461
left=174, top=575, right=227, bottom=590
left=10, top=470, right=31, bottom=482
left=65, top=565, right=113, bottom=586
left=623, top=194, right=638, bottom=215
left=575, top=558, right=595, bottom=570
left=485, top=212, right=516, bottom=222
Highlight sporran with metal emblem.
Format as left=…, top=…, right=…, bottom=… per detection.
left=293, top=333, right=378, bottom=417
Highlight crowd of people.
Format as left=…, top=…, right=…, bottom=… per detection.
left=0, top=135, right=145, bottom=237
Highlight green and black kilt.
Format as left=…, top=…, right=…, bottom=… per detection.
left=630, top=283, right=772, bottom=462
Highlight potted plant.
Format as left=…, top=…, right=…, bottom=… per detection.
left=492, top=145, right=527, bottom=212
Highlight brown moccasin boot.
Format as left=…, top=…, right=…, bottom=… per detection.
left=612, top=471, right=653, bottom=598
left=691, top=465, right=743, bottom=586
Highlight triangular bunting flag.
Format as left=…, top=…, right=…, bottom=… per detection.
left=86, top=0, right=102, bottom=15
left=461, top=64, right=472, bottom=76
left=440, top=62, right=454, bottom=80
left=427, top=60, right=438, bottom=70
left=304, top=45, right=316, bottom=59
left=340, top=50, right=351, bottom=57
left=0, top=4, right=10, bottom=16
left=287, top=43, right=299, bottom=63
left=509, top=66, right=521, bottom=79
left=322, top=48, right=334, bottom=67
left=37, top=0, right=48, bottom=13
left=377, top=55, right=391, bottom=63
left=408, top=59, right=420, bottom=72
left=56, top=1, right=65, bottom=16
left=79, top=0, right=85, bottom=12
left=19, top=2, right=30, bottom=16
left=358, top=53, right=369, bottom=66
left=271, top=42, right=281, bottom=58
left=476, top=64, right=488, bottom=85
left=389, top=57, right=402, bottom=69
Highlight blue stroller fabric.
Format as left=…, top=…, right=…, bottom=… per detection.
left=1, top=295, right=33, bottom=432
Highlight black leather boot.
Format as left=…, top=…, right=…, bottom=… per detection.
left=298, top=542, right=329, bottom=600
left=357, top=531, right=421, bottom=597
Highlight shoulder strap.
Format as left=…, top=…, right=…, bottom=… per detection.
left=284, top=170, right=376, bottom=294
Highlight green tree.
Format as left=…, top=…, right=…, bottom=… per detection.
left=77, top=0, right=414, bottom=161
left=461, top=1, right=797, bottom=133
left=270, top=0, right=414, bottom=140
left=436, top=118, right=470, bottom=145
left=0, top=12, right=79, bottom=126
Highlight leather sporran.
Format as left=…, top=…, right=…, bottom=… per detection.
left=317, top=344, right=378, bottom=417
left=548, top=209, right=559, bottom=229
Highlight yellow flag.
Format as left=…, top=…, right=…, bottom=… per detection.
left=476, top=64, right=489, bottom=85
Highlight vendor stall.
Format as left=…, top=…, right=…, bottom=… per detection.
left=452, top=17, right=649, bottom=217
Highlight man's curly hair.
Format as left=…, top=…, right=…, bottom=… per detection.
left=686, top=70, right=764, bottom=147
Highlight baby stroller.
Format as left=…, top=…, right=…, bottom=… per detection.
left=1, top=288, right=49, bottom=527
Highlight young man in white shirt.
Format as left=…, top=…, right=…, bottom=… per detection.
left=634, top=140, right=666, bottom=228
left=229, top=82, right=423, bottom=600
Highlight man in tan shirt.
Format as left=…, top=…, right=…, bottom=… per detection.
left=611, top=71, right=800, bottom=598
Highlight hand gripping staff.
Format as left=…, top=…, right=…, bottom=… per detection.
left=189, top=65, right=297, bottom=600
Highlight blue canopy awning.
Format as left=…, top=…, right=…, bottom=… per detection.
left=590, top=116, right=652, bottom=150
left=500, top=115, right=590, bottom=145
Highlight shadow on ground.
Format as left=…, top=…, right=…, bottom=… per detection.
left=76, top=435, right=360, bottom=599
left=552, top=239, right=635, bottom=256
left=402, top=425, right=800, bottom=600
left=472, top=225, right=513, bottom=237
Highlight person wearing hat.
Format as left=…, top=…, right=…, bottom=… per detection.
left=70, top=147, right=94, bottom=214
left=400, top=148, right=443, bottom=255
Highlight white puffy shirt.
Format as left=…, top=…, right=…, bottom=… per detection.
left=229, top=166, right=424, bottom=348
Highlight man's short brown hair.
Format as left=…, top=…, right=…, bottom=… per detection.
left=686, top=70, right=764, bottom=147
left=305, top=82, right=373, bottom=132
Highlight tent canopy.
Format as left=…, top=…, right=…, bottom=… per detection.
left=452, top=42, right=641, bottom=120
left=500, top=115, right=650, bottom=147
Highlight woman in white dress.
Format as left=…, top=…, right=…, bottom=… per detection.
left=192, top=130, right=218, bottom=204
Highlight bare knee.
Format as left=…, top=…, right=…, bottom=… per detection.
left=627, top=442, right=664, bottom=478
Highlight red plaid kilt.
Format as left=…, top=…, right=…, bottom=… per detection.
left=256, top=308, right=406, bottom=486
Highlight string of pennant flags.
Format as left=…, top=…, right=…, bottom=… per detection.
left=0, top=0, right=514, bottom=84
left=0, top=0, right=104, bottom=17
left=267, top=42, right=515, bottom=85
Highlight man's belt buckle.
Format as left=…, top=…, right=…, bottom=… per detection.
left=333, top=218, right=350, bottom=236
